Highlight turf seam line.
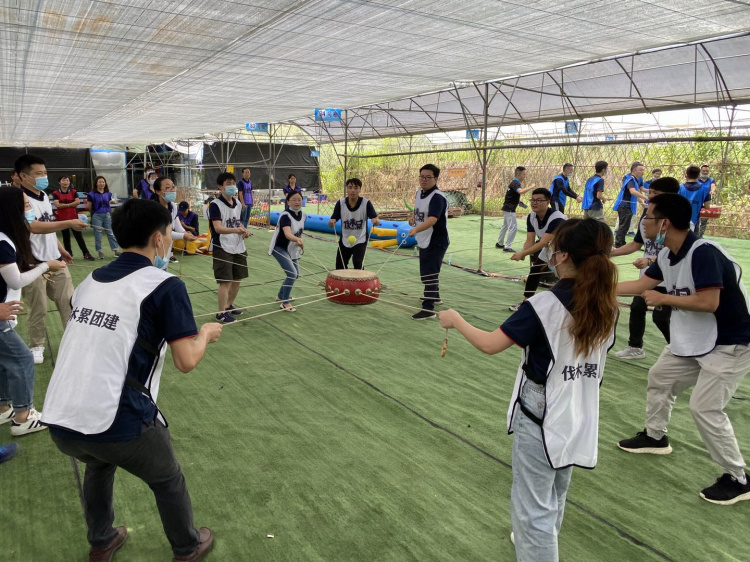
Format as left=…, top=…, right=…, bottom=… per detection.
left=259, top=319, right=675, bottom=562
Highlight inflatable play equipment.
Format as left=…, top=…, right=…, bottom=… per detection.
left=173, top=233, right=211, bottom=255
left=325, top=269, right=381, bottom=305
left=269, top=212, right=417, bottom=248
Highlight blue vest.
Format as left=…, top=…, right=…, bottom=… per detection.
left=549, top=174, right=569, bottom=208
left=698, top=177, right=715, bottom=191
left=613, top=174, right=640, bottom=213
left=679, top=183, right=709, bottom=226
left=582, top=175, right=601, bottom=210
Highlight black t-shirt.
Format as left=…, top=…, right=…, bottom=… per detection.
left=331, top=197, right=378, bottom=240
left=421, top=187, right=449, bottom=242
left=589, top=177, right=605, bottom=211
left=500, top=279, right=575, bottom=384
left=644, top=232, right=750, bottom=346
left=501, top=179, right=522, bottom=212
left=525, top=208, right=565, bottom=240
left=275, top=210, right=304, bottom=252
left=0, top=240, right=17, bottom=303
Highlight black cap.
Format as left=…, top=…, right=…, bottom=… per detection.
left=178, top=201, right=189, bottom=211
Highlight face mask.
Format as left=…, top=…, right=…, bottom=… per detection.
left=700, top=174, right=709, bottom=179
left=225, top=186, right=238, bottom=197
left=654, top=220, right=666, bottom=245
left=149, top=179, right=155, bottom=186
left=153, top=236, right=169, bottom=269
left=164, top=192, right=177, bottom=202
left=34, top=176, right=49, bottom=191
left=547, top=251, right=561, bottom=277
left=24, top=210, right=36, bottom=224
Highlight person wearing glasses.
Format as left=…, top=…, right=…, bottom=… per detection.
left=615, top=193, right=750, bottom=506
left=609, top=177, right=680, bottom=360
left=408, top=164, right=449, bottom=320
left=509, top=188, right=567, bottom=311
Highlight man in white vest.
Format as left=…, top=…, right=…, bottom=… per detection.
left=408, top=164, right=450, bottom=320
left=328, top=177, right=380, bottom=269
left=42, top=199, right=223, bottom=561
left=208, top=172, right=250, bottom=323
left=15, top=154, right=88, bottom=364
left=615, top=193, right=750, bottom=505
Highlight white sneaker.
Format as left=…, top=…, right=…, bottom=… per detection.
left=508, top=302, right=522, bottom=312
left=30, top=346, right=44, bottom=364
left=10, top=408, right=48, bottom=436
left=0, top=407, right=14, bottom=425
left=510, top=532, right=515, bottom=545
left=615, top=346, right=646, bottom=360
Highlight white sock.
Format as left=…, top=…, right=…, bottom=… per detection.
left=735, top=473, right=748, bottom=485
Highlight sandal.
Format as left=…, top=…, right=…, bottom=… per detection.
left=279, top=304, right=296, bottom=312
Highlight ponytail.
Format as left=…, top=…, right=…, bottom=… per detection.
left=552, top=219, right=619, bottom=356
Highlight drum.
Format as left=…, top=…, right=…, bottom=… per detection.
left=699, top=205, right=721, bottom=219
left=325, top=269, right=380, bottom=305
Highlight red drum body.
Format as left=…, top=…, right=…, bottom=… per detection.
left=699, top=206, right=721, bottom=218
left=326, top=269, right=380, bottom=305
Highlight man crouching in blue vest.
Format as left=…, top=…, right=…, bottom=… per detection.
left=42, top=199, right=223, bottom=562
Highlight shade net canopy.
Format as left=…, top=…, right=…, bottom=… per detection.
left=2, top=0, right=750, bottom=146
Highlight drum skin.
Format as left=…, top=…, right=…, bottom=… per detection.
left=326, top=269, right=380, bottom=305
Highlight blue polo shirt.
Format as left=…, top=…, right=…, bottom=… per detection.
left=500, top=279, right=575, bottom=384
left=49, top=253, right=198, bottom=442
left=644, top=232, right=750, bottom=346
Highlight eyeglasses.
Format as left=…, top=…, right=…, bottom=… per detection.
left=641, top=217, right=661, bottom=221
left=419, top=175, right=434, bottom=180
left=529, top=198, right=548, bottom=203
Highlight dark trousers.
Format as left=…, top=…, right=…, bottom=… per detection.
left=61, top=227, right=90, bottom=256
left=51, top=420, right=200, bottom=557
left=551, top=200, right=565, bottom=214
left=697, top=217, right=709, bottom=238
left=335, top=240, right=367, bottom=270
left=615, top=206, right=633, bottom=247
left=629, top=294, right=672, bottom=348
left=523, top=253, right=547, bottom=299
left=419, top=238, right=449, bottom=310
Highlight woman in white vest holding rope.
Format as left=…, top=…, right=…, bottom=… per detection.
left=440, top=218, right=619, bottom=562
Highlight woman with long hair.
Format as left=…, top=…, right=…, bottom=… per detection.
left=87, top=176, right=119, bottom=259
left=0, top=187, right=67, bottom=436
left=283, top=173, right=302, bottom=211
left=439, top=218, right=619, bottom=562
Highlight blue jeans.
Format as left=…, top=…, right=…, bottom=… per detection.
left=240, top=204, right=253, bottom=229
left=0, top=321, right=36, bottom=413
left=511, top=380, right=573, bottom=562
left=272, top=248, right=299, bottom=304
left=91, top=212, right=119, bottom=252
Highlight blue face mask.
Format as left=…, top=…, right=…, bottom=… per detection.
left=164, top=192, right=177, bottom=203
left=655, top=220, right=666, bottom=245
left=35, top=176, right=49, bottom=191
left=547, top=251, right=560, bottom=277
left=225, top=186, right=238, bottom=197
left=24, top=210, right=36, bottom=224
left=153, top=237, right=169, bottom=270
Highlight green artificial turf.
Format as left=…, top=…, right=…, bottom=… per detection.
left=2, top=216, right=749, bottom=561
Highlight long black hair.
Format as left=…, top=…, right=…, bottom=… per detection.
left=0, top=187, right=36, bottom=272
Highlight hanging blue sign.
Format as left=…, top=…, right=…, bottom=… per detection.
left=565, top=121, right=579, bottom=134
left=605, top=135, right=615, bottom=141
left=245, top=122, right=269, bottom=132
left=466, top=129, right=480, bottom=140
left=314, top=109, right=342, bottom=122
left=310, top=150, right=320, bottom=157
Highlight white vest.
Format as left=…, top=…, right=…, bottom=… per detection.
left=0, top=234, right=22, bottom=329
left=27, top=191, right=60, bottom=261
left=269, top=210, right=305, bottom=260
left=42, top=267, right=173, bottom=434
left=413, top=189, right=448, bottom=249
left=656, top=239, right=747, bottom=357
left=506, top=291, right=616, bottom=469
left=210, top=198, right=245, bottom=254
left=339, top=198, right=369, bottom=248
left=529, top=209, right=566, bottom=262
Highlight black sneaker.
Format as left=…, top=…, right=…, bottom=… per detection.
left=700, top=473, right=750, bottom=505
left=226, top=304, right=243, bottom=316
left=495, top=243, right=503, bottom=249
left=169, top=256, right=179, bottom=263
left=617, top=429, right=673, bottom=454
left=503, top=247, right=515, bottom=253
left=412, top=310, right=436, bottom=320
left=215, top=312, right=236, bottom=324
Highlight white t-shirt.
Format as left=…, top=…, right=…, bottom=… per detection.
left=25, top=188, right=61, bottom=261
